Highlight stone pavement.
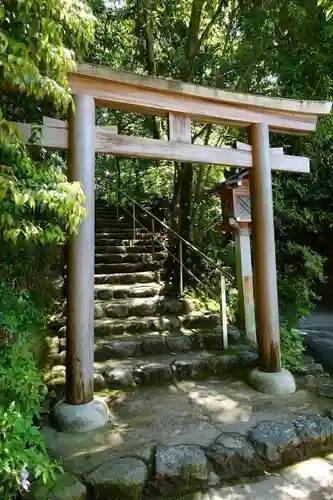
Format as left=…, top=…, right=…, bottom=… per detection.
left=182, top=456, right=333, bottom=499
left=39, top=373, right=333, bottom=499
left=300, top=309, right=333, bottom=375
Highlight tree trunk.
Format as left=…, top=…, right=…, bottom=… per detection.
left=141, top=0, right=163, bottom=139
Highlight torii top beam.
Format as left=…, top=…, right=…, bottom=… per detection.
left=68, top=63, right=332, bottom=135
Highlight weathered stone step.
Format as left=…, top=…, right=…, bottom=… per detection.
left=95, top=227, right=147, bottom=235
left=94, top=296, right=192, bottom=319
left=46, top=346, right=257, bottom=393
left=94, top=261, right=162, bottom=275
left=94, top=283, right=163, bottom=300
left=95, top=210, right=118, bottom=216
left=92, top=312, right=219, bottom=337
left=95, top=213, right=120, bottom=219
left=94, top=238, right=153, bottom=246
left=94, top=244, right=163, bottom=254
left=49, top=330, right=239, bottom=365
left=93, top=330, right=232, bottom=361
left=95, top=231, right=151, bottom=240
left=95, top=251, right=165, bottom=264
left=94, top=270, right=160, bottom=285
left=95, top=219, right=133, bottom=231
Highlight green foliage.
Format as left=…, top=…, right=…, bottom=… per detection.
left=0, top=121, right=87, bottom=243
left=277, top=243, right=326, bottom=327
left=0, top=281, right=61, bottom=499
left=185, top=287, right=220, bottom=313
left=0, top=403, right=61, bottom=500
left=280, top=327, right=305, bottom=372
left=318, top=0, right=333, bottom=20
left=0, top=0, right=94, bottom=109
left=0, top=0, right=95, bottom=244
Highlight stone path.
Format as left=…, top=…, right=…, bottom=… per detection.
left=40, top=372, right=333, bottom=499
left=46, top=201, right=242, bottom=397
left=299, top=308, right=333, bottom=375
left=182, top=457, right=333, bottom=499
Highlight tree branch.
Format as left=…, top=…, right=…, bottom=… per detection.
left=192, top=123, right=211, bottom=143
left=181, top=0, right=206, bottom=80
left=198, top=0, right=226, bottom=48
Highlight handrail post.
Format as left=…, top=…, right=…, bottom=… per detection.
left=152, top=218, right=155, bottom=260
left=179, top=240, right=184, bottom=296
left=116, top=158, right=120, bottom=220
left=220, top=274, right=228, bottom=349
left=132, top=201, right=136, bottom=241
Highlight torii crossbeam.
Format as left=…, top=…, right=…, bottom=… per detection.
left=10, top=63, right=332, bottom=432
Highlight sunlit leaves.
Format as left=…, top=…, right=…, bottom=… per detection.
left=319, top=0, right=333, bottom=19
left=1, top=0, right=94, bottom=109
left=0, top=1, right=94, bottom=244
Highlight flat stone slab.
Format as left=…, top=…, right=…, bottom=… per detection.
left=248, top=421, right=301, bottom=464
left=26, top=473, right=86, bottom=500
left=182, top=468, right=327, bottom=499
left=155, top=444, right=208, bottom=491
left=280, top=457, right=333, bottom=494
left=206, top=432, right=258, bottom=478
left=317, top=382, right=333, bottom=398
left=133, top=362, right=173, bottom=384
left=294, top=414, right=333, bottom=452
left=86, top=457, right=148, bottom=500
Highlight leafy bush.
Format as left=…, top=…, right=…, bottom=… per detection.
left=0, top=281, right=61, bottom=499
left=277, top=242, right=325, bottom=327
left=0, top=0, right=95, bottom=246
left=280, top=327, right=305, bottom=372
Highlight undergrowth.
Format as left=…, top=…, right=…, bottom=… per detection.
left=185, top=286, right=305, bottom=371
left=0, top=280, right=61, bottom=499
left=280, top=326, right=305, bottom=372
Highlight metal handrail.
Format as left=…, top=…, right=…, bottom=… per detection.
left=118, top=190, right=234, bottom=281
left=115, top=188, right=233, bottom=349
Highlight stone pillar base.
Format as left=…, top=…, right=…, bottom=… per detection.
left=248, top=367, right=296, bottom=395
left=51, top=397, right=111, bottom=433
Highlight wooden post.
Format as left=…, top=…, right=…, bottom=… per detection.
left=66, top=94, right=95, bottom=404
left=249, top=123, right=281, bottom=373
left=235, top=226, right=256, bottom=344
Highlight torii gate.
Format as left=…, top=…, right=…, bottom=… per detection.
left=12, top=63, right=331, bottom=432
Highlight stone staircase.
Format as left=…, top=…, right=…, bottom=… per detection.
left=46, top=200, right=257, bottom=394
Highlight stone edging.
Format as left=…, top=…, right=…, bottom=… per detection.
left=28, top=412, right=333, bottom=499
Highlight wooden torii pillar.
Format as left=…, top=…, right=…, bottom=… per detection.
left=12, top=64, right=331, bottom=429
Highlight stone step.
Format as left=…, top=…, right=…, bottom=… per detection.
left=95, top=220, right=133, bottom=228
left=95, top=227, right=147, bottom=235
left=94, top=244, right=163, bottom=254
left=94, top=270, right=160, bottom=285
left=94, top=261, right=162, bottom=275
left=95, top=231, right=151, bottom=239
left=94, top=238, right=153, bottom=246
left=95, top=211, right=127, bottom=216
left=94, top=296, right=192, bottom=318
left=93, top=331, right=225, bottom=361
left=49, top=329, right=240, bottom=365
left=94, top=214, right=120, bottom=220
left=92, top=312, right=219, bottom=337
left=94, top=283, right=163, bottom=300
left=95, top=251, right=165, bottom=264
left=46, top=345, right=257, bottom=393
